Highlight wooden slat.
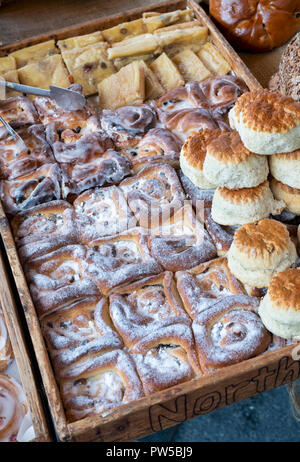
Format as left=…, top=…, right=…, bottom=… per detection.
left=0, top=240, right=52, bottom=441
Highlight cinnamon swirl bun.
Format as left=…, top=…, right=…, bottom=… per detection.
left=0, top=96, right=39, bottom=131
left=0, top=374, right=27, bottom=442
left=192, top=295, right=271, bottom=372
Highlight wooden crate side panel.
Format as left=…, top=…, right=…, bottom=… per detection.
left=68, top=346, right=300, bottom=442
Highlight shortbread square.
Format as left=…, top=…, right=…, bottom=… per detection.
left=18, top=55, right=70, bottom=90
left=10, top=40, right=59, bottom=68
left=98, top=61, right=145, bottom=110
left=61, top=43, right=116, bottom=96
left=57, top=31, right=104, bottom=51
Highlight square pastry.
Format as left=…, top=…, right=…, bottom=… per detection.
left=33, top=84, right=92, bottom=126
left=102, top=18, right=146, bottom=44
left=40, top=296, right=123, bottom=374
left=57, top=31, right=104, bottom=51
left=0, top=56, right=20, bottom=98
left=0, top=96, right=39, bottom=129
left=25, top=244, right=100, bottom=319
left=85, top=228, right=162, bottom=295
left=109, top=271, right=190, bottom=349
left=120, top=163, right=185, bottom=228
left=0, top=124, right=55, bottom=180
left=149, top=204, right=217, bottom=271
left=18, top=55, right=70, bottom=90
left=61, top=43, right=116, bottom=96
left=73, top=185, right=136, bottom=244
left=0, top=163, right=61, bottom=215
left=130, top=321, right=201, bottom=395
left=10, top=40, right=59, bottom=68
left=60, top=149, right=132, bottom=200
left=10, top=200, right=79, bottom=262
left=176, top=257, right=247, bottom=319
left=59, top=349, right=144, bottom=422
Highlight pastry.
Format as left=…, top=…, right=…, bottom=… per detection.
left=211, top=181, right=285, bottom=226
left=172, top=48, right=211, bottom=82
left=33, top=84, right=91, bottom=126
left=0, top=307, right=13, bottom=372
left=0, top=56, right=20, bottom=98
left=0, top=96, right=39, bottom=130
left=10, top=200, right=79, bottom=263
left=59, top=349, right=144, bottom=422
left=149, top=52, right=184, bottom=92
left=137, top=60, right=164, bottom=100
left=149, top=204, right=217, bottom=271
left=197, top=42, right=231, bottom=75
left=44, top=116, right=112, bottom=163
left=107, top=33, right=161, bottom=61
left=73, top=185, right=136, bottom=243
left=85, top=228, right=162, bottom=295
left=209, top=0, right=300, bottom=52
left=102, top=18, right=146, bottom=44
left=61, top=43, right=116, bottom=96
left=25, top=245, right=99, bottom=319
left=273, top=32, right=300, bottom=102
left=176, top=256, right=247, bottom=319
left=120, top=163, right=185, bottom=228
left=227, top=219, right=297, bottom=289
left=60, top=149, right=131, bottom=199
left=154, top=23, right=208, bottom=52
left=178, top=170, right=215, bottom=209
left=10, top=40, right=58, bottom=67
left=269, top=149, right=300, bottom=189
left=57, top=31, right=104, bottom=51
left=18, top=54, right=71, bottom=90
left=0, top=374, right=27, bottom=442
left=258, top=268, right=300, bottom=339
left=131, top=322, right=201, bottom=394
left=98, top=61, right=145, bottom=110
left=109, top=272, right=190, bottom=348
left=127, top=127, right=182, bottom=173
left=156, top=81, right=209, bottom=111
left=0, top=163, right=61, bottom=215
left=179, top=129, right=222, bottom=189
left=41, top=296, right=123, bottom=373
left=203, top=131, right=269, bottom=189
left=100, top=103, right=157, bottom=149
left=229, top=89, right=300, bottom=154
left=143, top=9, right=194, bottom=34
left=193, top=295, right=271, bottom=372
left=0, top=124, right=55, bottom=180
left=270, top=177, right=300, bottom=215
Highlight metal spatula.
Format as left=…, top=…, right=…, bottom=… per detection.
left=0, top=115, right=28, bottom=151
left=0, top=81, right=86, bottom=111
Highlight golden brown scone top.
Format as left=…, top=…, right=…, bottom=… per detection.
left=270, top=177, right=300, bottom=194
left=207, top=130, right=252, bottom=163
left=268, top=268, right=300, bottom=311
left=233, top=89, right=300, bottom=133
left=233, top=219, right=290, bottom=258
left=271, top=148, right=300, bottom=161
left=217, top=180, right=269, bottom=204
left=181, top=128, right=222, bottom=168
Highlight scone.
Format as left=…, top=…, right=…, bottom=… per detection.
left=203, top=131, right=268, bottom=189
left=211, top=180, right=285, bottom=226
left=258, top=268, right=300, bottom=339
left=179, top=129, right=222, bottom=189
left=229, top=89, right=300, bottom=155
left=227, top=219, right=297, bottom=288
left=269, top=149, right=300, bottom=189
left=270, top=177, right=300, bottom=215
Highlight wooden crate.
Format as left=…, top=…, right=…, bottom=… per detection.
left=0, top=0, right=299, bottom=443
left=0, top=236, right=53, bottom=441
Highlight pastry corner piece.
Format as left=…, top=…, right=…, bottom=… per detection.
left=98, top=60, right=145, bottom=110
left=18, top=54, right=71, bottom=90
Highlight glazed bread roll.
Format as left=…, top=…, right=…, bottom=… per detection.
left=211, top=180, right=285, bottom=225
left=258, top=268, right=300, bottom=339
left=270, top=177, right=300, bottom=215
left=179, top=128, right=222, bottom=189
left=269, top=149, right=300, bottom=189
left=203, top=130, right=268, bottom=189
left=227, top=219, right=297, bottom=288
left=229, top=89, right=300, bottom=154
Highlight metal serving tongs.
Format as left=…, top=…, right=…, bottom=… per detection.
left=0, top=114, right=28, bottom=151
left=0, top=80, right=86, bottom=111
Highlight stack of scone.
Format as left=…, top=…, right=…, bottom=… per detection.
left=181, top=88, right=300, bottom=340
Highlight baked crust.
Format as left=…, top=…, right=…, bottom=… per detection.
left=207, top=130, right=252, bottom=163
left=181, top=128, right=222, bottom=169
left=268, top=268, right=300, bottom=312
left=217, top=180, right=269, bottom=204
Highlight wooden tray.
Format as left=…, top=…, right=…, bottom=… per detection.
left=0, top=236, right=53, bottom=441
left=0, top=0, right=299, bottom=443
